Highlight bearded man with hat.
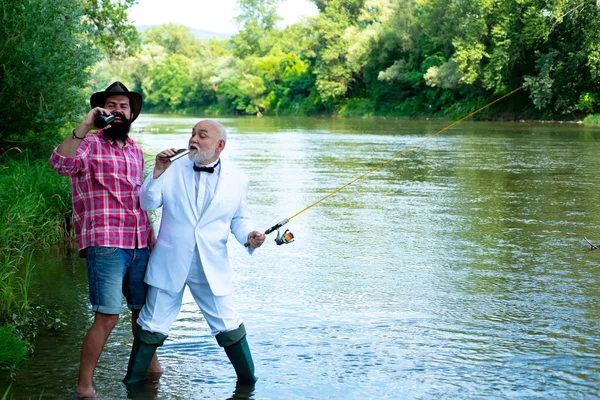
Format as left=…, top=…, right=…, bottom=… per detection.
left=50, top=81, right=161, bottom=398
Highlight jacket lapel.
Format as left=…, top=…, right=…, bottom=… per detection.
left=201, top=159, right=231, bottom=219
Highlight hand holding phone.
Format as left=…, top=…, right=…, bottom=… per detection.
left=167, top=149, right=190, bottom=162
left=94, top=113, right=115, bottom=128
left=153, top=148, right=182, bottom=179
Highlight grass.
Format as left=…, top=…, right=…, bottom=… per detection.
left=1, top=384, right=12, bottom=400
left=0, top=149, right=72, bottom=251
left=0, top=328, right=28, bottom=371
left=0, top=147, right=72, bottom=373
left=2, top=383, right=43, bottom=399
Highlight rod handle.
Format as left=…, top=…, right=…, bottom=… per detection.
left=244, top=218, right=289, bottom=247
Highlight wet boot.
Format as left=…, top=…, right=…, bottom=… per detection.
left=216, top=323, right=257, bottom=385
left=123, top=325, right=167, bottom=385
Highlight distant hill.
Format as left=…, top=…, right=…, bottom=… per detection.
left=136, top=25, right=232, bottom=41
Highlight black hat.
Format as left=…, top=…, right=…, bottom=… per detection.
left=90, top=81, right=143, bottom=122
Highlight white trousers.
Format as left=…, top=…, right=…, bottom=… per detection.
left=137, top=250, right=242, bottom=336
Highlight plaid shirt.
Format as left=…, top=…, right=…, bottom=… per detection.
left=50, top=130, right=151, bottom=255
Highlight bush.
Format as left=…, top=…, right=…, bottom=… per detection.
left=0, top=327, right=28, bottom=371
left=338, top=98, right=376, bottom=117
left=583, top=114, right=600, bottom=124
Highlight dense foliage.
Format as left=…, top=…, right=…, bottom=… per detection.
left=91, top=0, right=600, bottom=120
left=0, top=0, right=138, bottom=148
left=3, top=0, right=600, bottom=131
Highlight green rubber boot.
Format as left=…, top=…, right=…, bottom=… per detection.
left=123, top=326, right=167, bottom=385
left=216, top=323, right=257, bottom=385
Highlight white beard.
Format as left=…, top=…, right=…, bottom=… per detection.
left=188, top=144, right=216, bottom=164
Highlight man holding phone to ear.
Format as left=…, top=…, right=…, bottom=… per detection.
left=49, top=81, right=160, bottom=398
left=123, top=119, right=265, bottom=387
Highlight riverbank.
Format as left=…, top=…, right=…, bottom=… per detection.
left=140, top=105, right=600, bottom=125
left=0, top=148, right=71, bottom=375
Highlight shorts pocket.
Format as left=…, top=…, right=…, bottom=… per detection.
left=94, top=246, right=118, bottom=255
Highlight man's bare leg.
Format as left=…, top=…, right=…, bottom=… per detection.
left=76, top=312, right=119, bottom=398
left=132, top=309, right=163, bottom=374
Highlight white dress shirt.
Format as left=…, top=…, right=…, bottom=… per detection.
left=195, top=158, right=221, bottom=217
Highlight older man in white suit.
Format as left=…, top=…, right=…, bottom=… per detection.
left=123, top=119, right=265, bottom=386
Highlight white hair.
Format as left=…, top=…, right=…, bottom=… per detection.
left=214, top=121, right=227, bottom=142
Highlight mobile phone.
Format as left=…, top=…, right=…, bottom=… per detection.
left=167, top=149, right=190, bottom=162
left=94, top=114, right=115, bottom=128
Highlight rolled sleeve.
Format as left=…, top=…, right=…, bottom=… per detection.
left=49, top=143, right=90, bottom=176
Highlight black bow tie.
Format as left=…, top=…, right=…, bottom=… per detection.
left=193, top=160, right=220, bottom=173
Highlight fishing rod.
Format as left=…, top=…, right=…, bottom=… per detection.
left=245, top=85, right=525, bottom=247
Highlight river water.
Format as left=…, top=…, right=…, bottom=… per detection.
left=2, top=116, right=600, bottom=399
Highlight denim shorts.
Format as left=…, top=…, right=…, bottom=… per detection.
left=85, top=246, right=150, bottom=315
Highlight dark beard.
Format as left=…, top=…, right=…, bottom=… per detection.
left=103, top=113, right=131, bottom=141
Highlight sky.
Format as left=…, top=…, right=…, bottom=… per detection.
left=128, top=0, right=319, bottom=35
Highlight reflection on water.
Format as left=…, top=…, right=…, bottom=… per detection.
left=2, top=116, right=600, bottom=399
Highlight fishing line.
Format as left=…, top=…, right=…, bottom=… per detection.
left=248, top=85, right=524, bottom=246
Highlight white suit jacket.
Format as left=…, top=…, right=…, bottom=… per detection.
left=140, top=157, right=255, bottom=296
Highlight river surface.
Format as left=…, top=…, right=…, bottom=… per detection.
left=2, top=116, right=600, bottom=399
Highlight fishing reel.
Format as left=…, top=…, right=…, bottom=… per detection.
left=244, top=218, right=295, bottom=248
left=274, top=229, right=294, bottom=245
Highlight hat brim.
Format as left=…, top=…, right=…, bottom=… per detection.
left=90, top=91, right=143, bottom=123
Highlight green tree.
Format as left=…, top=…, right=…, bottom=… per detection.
left=81, top=0, right=600, bottom=119
left=0, top=0, right=98, bottom=144
left=82, top=0, right=139, bottom=58
left=142, top=23, right=199, bottom=57
left=249, top=49, right=313, bottom=114
left=522, top=0, right=600, bottom=114
left=216, top=57, right=268, bottom=115
left=417, top=0, right=600, bottom=114
left=309, top=0, right=370, bottom=109
left=233, top=0, right=281, bottom=57
left=143, top=54, right=195, bottom=111
left=0, top=0, right=138, bottom=147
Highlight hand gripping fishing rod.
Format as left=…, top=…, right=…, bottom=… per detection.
left=245, top=85, right=524, bottom=247
left=244, top=218, right=292, bottom=247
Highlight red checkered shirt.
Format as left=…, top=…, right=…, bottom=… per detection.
left=50, top=130, right=151, bottom=255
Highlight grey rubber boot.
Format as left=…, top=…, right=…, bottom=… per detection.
left=123, top=326, right=167, bottom=385
left=216, top=323, right=257, bottom=385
